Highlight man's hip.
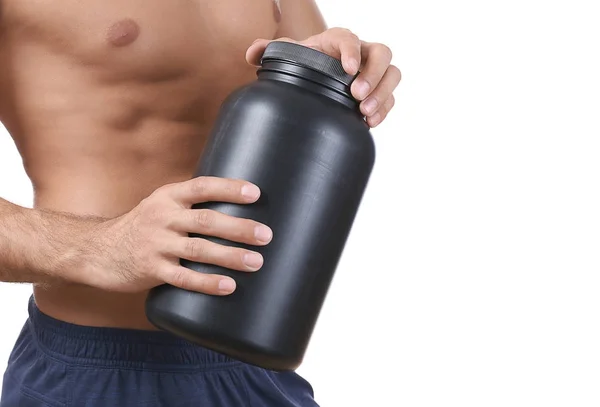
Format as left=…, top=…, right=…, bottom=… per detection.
left=1, top=297, right=317, bottom=407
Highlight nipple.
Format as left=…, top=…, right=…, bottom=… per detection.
left=107, top=19, right=140, bottom=47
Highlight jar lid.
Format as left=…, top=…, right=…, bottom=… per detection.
left=261, top=41, right=356, bottom=87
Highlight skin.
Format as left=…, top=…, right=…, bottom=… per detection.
left=0, top=0, right=401, bottom=330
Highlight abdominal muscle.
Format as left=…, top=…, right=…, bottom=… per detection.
left=30, top=140, right=199, bottom=330
left=30, top=116, right=226, bottom=330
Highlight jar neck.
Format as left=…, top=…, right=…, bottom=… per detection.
left=257, top=60, right=360, bottom=111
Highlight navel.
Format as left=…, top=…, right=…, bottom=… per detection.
left=272, top=0, right=282, bottom=23
left=106, top=19, right=140, bottom=47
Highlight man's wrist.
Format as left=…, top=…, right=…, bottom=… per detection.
left=30, top=208, right=106, bottom=286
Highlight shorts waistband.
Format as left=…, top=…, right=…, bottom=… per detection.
left=27, top=297, right=242, bottom=370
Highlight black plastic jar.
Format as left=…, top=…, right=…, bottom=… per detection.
left=146, top=41, right=376, bottom=371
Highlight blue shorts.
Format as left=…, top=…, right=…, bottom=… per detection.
left=1, top=298, right=318, bottom=407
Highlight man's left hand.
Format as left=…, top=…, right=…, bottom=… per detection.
left=247, top=28, right=401, bottom=128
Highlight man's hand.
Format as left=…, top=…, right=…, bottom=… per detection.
left=247, top=28, right=401, bottom=128
left=81, top=177, right=272, bottom=295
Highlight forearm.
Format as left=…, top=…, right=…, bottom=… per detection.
left=0, top=198, right=103, bottom=284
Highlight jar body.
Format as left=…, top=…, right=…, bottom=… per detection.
left=146, top=75, right=375, bottom=371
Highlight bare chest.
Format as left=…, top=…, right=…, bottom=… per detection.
left=1, top=0, right=280, bottom=82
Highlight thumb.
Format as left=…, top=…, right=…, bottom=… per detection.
left=245, top=37, right=301, bottom=66
left=245, top=39, right=272, bottom=66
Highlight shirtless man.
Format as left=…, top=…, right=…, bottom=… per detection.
left=0, top=0, right=400, bottom=405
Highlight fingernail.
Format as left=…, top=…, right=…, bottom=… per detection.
left=218, top=278, right=236, bottom=293
left=254, top=225, right=273, bottom=243
left=241, top=184, right=260, bottom=200
left=354, top=80, right=370, bottom=100
left=362, top=98, right=378, bottom=115
left=243, top=252, right=264, bottom=270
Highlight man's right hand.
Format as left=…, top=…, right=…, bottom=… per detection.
left=82, top=177, right=272, bottom=295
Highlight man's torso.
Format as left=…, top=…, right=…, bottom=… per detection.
left=0, top=0, right=282, bottom=329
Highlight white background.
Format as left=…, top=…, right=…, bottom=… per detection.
left=1, top=0, right=600, bottom=406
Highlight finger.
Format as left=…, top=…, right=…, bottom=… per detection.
left=246, top=37, right=298, bottom=66
left=170, top=209, right=273, bottom=245
left=359, top=64, right=401, bottom=117
left=159, top=265, right=237, bottom=295
left=170, top=177, right=261, bottom=207
left=246, top=38, right=272, bottom=66
left=367, top=95, right=395, bottom=128
left=351, top=43, right=395, bottom=101
left=171, top=237, right=265, bottom=272
left=312, top=28, right=362, bottom=75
